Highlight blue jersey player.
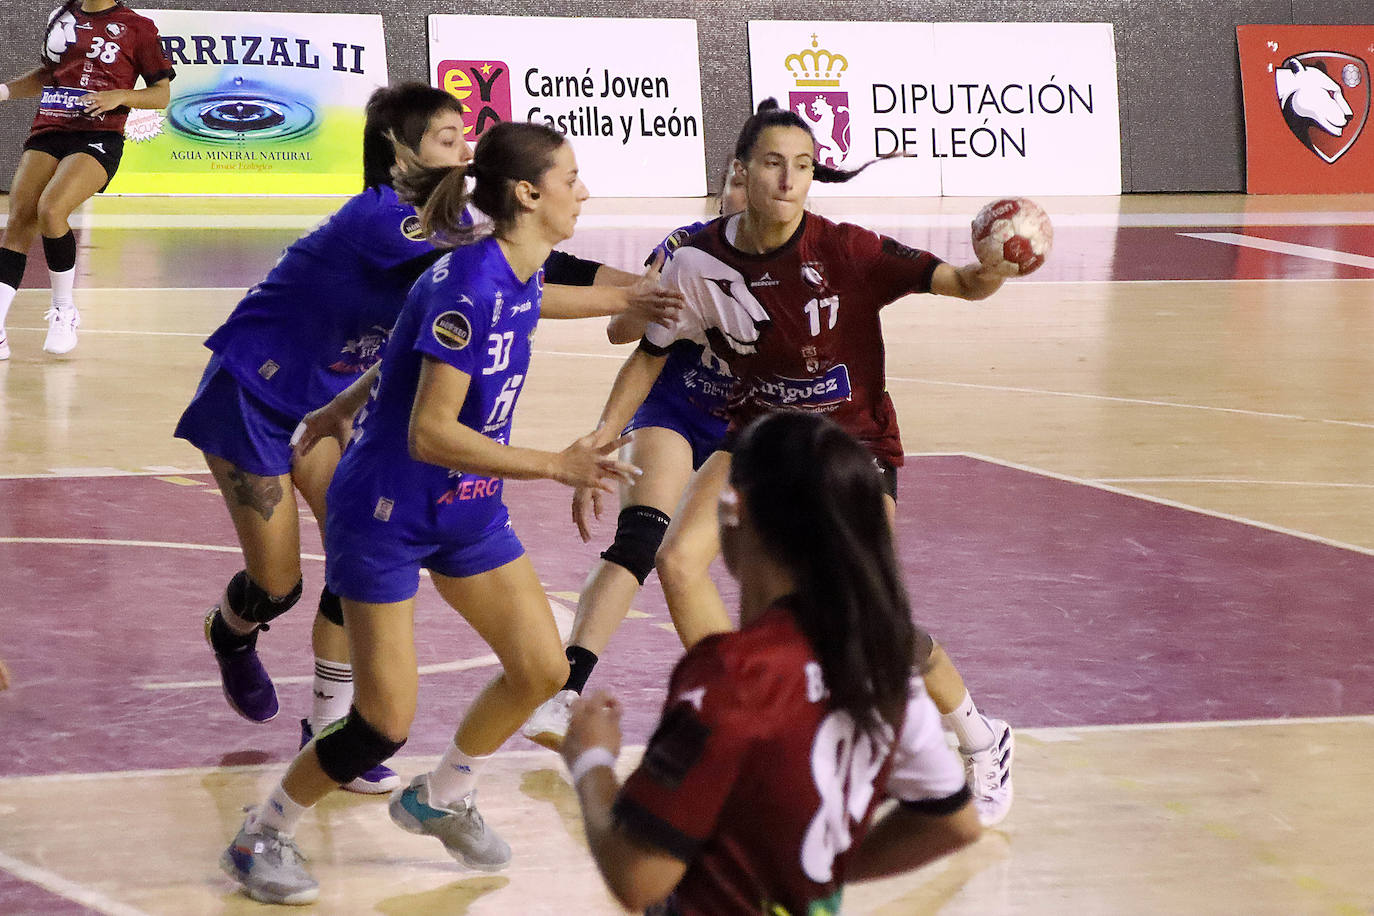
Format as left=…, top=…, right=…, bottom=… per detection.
left=176, top=84, right=678, bottom=795
left=523, top=163, right=748, bottom=750
left=220, top=121, right=639, bottom=906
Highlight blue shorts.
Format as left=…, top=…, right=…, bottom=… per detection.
left=174, top=354, right=297, bottom=478
left=324, top=497, right=526, bottom=604
left=624, top=389, right=727, bottom=471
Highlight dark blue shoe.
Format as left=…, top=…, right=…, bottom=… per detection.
left=299, top=718, right=400, bottom=793
left=205, top=606, right=278, bottom=723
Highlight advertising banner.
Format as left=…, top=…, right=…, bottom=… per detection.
left=1238, top=25, right=1374, bottom=194
left=429, top=15, right=706, bottom=197
left=106, top=10, right=387, bottom=194
left=747, top=21, right=1121, bottom=196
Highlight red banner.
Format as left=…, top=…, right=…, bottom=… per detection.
left=1238, top=24, right=1374, bottom=193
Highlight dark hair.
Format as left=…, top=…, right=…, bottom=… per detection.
left=392, top=120, right=566, bottom=245
left=362, top=82, right=465, bottom=190
left=734, top=98, right=891, bottom=184
left=730, top=412, right=917, bottom=737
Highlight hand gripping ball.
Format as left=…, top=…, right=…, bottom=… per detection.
left=971, top=198, right=1053, bottom=277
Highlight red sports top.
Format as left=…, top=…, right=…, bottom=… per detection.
left=31, top=2, right=175, bottom=138
left=615, top=600, right=968, bottom=916
left=646, top=213, right=943, bottom=466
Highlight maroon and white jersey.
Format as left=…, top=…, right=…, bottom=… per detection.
left=31, top=2, right=175, bottom=138
left=646, top=212, right=943, bottom=466
left=615, top=600, right=967, bottom=916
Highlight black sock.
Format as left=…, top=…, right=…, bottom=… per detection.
left=41, top=231, right=76, bottom=273
left=563, top=645, right=599, bottom=694
left=0, top=248, right=25, bottom=290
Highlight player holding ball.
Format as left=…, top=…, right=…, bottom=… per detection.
left=574, top=98, right=1051, bottom=828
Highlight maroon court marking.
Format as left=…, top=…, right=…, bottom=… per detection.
left=0, top=871, right=103, bottom=916
left=1, top=457, right=1370, bottom=780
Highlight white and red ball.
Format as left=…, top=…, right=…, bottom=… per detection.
left=971, top=198, right=1053, bottom=277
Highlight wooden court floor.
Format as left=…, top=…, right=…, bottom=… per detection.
left=1, top=193, right=1372, bottom=915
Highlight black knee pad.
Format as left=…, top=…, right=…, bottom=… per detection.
left=226, top=569, right=303, bottom=628
left=317, top=587, right=344, bottom=627
left=600, top=505, right=671, bottom=585
left=313, top=706, right=407, bottom=785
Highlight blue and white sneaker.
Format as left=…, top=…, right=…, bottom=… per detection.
left=221, top=816, right=318, bottom=905
left=388, top=774, right=510, bottom=870
left=299, top=718, right=400, bottom=794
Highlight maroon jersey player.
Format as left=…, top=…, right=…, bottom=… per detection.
left=561, top=412, right=980, bottom=915
left=578, top=99, right=1024, bottom=827
left=0, top=0, right=174, bottom=358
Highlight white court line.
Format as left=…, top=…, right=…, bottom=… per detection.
left=0, top=468, right=207, bottom=480
left=0, top=850, right=155, bottom=916
left=1098, top=477, right=1374, bottom=489
left=1, top=324, right=208, bottom=338
left=1179, top=231, right=1374, bottom=270
left=886, top=374, right=1374, bottom=430
left=959, top=451, right=1374, bottom=556
left=0, top=536, right=314, bottom=557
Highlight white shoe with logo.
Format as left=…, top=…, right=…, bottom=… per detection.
left=42, top=304, right=80, bottom=354
left=521, top=689, right=578, bottom=751
left=962, top=718, right=1014, bottom=827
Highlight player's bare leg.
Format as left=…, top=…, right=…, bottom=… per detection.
left=0, top=150, right=59, bottom=360
left=35, top=154, right=105, bottom=354
left=290, top=437, right=400, bottom=792
left=204, top=454, right=306, bottom=722
left=654, top=449, right=734, bottom=648
left=525, top=426, right=695, bottom=749
left=883, top=491, right=1014, bottom=826
left=387, top=559, right=568, bottom=870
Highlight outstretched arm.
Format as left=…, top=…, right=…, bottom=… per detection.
left=1, top=66, right=52, bottom=100
left=929, top=261, right=1006, bottom=301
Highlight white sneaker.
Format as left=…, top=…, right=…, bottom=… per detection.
left=0, top=329, right=9, bottom=360
left=42, top=304, right=80, bottom=354
left=961, top=718, right=1014, bottom=827
left=521, top=688, right=578, bottom=751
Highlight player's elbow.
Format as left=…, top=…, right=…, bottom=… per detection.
left=407, top=414, right=445, bottom=465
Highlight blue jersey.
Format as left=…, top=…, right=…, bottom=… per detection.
left=647, top=220, right=734, bottom=421
left=204, top=184, right=440, bottom=419
left=330, top=236, right=542, bottom=534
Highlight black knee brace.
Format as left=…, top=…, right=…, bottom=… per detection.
left=313, top=706, right=407, bottom=785
left=600, top=505, right=671, bottom=585
left=226, top=569, right=303, bottom=628
left=317, top=587, right=344, bottom=627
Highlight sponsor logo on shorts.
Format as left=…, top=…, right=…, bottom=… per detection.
left=373, top=497, right=395, bottom=521
left=751, top=363, right=853, bottom=408
left=432, top=310, right=472, bottom=350
left=87, top=142, right=106, bottom=154
left=257, top=359, right=279, bottom=380
left=400, top=214, right=425, bottom=241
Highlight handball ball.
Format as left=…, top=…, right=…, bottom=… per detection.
left=971, top=198, right=1053, bottom=276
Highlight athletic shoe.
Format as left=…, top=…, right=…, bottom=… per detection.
left=961, top=718, right=1014, bottom=827
left=0, top=329, right=10, bottom=360
left=299, top=718, right=400, bottom=794
left=521, top=688, right=578, bottom=751
left=220, top=817, right=318, bottom=906
left=41, top=304, right=80, bottom=355
left=388, top=774, right=510, bottom=871
left=205, top=605, right=279, bottom=723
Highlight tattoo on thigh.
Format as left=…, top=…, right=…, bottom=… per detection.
left=226, top=468, right=284, bottom=521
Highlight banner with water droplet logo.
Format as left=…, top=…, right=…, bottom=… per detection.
left=105, top=10, right=387, bottom=194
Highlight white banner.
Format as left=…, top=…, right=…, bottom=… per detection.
left=428, top=15, right=706, bottom=197
left=109, top=10, right=388, bottom=194
left=748, top=21, right=1121, bottom=196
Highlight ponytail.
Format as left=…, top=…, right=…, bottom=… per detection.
left=730, top=413, right=917, bottom=738
left=735, top=97, right=902, bottom=184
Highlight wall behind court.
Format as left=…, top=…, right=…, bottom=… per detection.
left=2, top=0, right=1370, bottom=195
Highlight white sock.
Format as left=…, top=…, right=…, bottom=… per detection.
left=0, top=282, right=16, bottom=329
left=49, top=267, right=74, bottom=309
left=309, top=658, right=353, bottom=732
left=247, top=782, right=309, bottom=837
left=427, top=742, right=492, bottom=809
left=943, top=692, right=996, bottom=752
